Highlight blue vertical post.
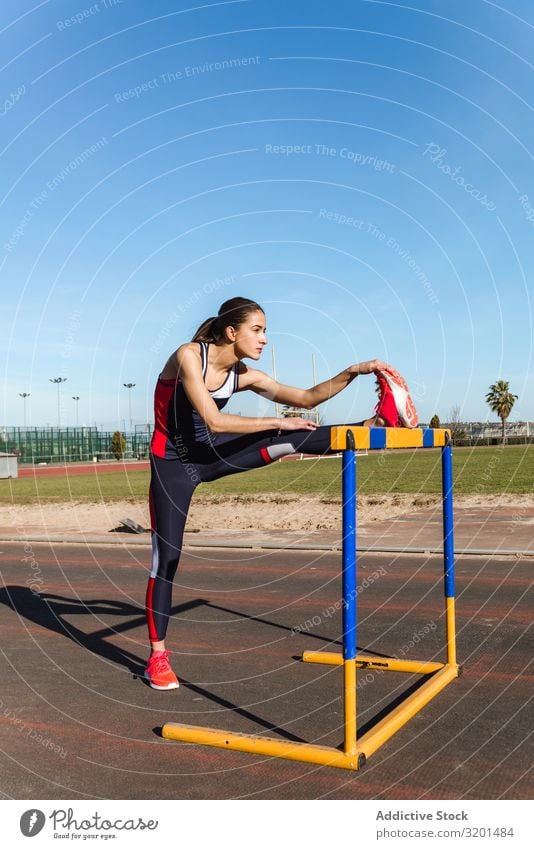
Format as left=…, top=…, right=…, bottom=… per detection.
left=342, top=435, right=357, bottom=661
left=441, top=435, right=457, bottom=665
left=342, top=431, right=357, bottom=752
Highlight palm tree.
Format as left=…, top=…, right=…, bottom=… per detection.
left=485, top=380, right=518, bottom=444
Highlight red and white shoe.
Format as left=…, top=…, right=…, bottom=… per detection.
left=374, top=368, right=418, bottom=428
left=374, top=373, right=401, bottom=427
left=144, top=650, right=179, bottom=690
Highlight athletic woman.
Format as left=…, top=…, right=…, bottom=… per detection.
left=145, top=297, right=417, bottom=689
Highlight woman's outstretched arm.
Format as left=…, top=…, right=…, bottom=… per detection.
left=177, top=345, right=318, bottom=433
left=239, top=359, right=390, bottom=409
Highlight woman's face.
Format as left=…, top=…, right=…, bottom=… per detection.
left=232, top=310, right=267, bottom=360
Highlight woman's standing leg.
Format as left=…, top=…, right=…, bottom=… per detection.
left=144, top=453, right=197, bottom=688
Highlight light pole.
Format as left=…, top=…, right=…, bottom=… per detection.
left=72, top=396, right=80, bottom=427
left=123, top=383, right=136, bottom=433
left=19, top=392, right=30, bottom=428
left=49, top=377, right=67, bottom=427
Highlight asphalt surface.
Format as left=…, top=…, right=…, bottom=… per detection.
left=0, top=540, right=532, bottom=800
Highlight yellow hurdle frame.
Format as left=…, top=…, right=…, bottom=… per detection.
left=163, top=427, right=460, bottom=770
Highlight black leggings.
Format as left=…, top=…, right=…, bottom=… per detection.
left=146, top=424, right=359, bottom=642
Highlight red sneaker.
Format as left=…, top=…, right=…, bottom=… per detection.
left=374, top=368, right=419, bottom=428
left=144, top=650, right=179, bottom=690
left=374, top=373, right=401, bottom=426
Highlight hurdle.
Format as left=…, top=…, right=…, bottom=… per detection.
left=162, top=426, right=460, bottom=770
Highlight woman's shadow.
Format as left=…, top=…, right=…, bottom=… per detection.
left=0, top=584, right=206, bottom=677
left=0, top=586, right=312, bottom=742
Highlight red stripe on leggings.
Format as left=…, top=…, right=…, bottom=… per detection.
left=145, top=577, right=158, bottom=642
left=260, top=446, right=272, bottom=464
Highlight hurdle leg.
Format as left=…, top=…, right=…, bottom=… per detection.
left=342, top=441, right=358, bottom=756
left=442, top=436, right=457, bottom=665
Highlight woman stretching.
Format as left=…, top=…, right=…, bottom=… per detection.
left=145, top=297, right=417, bottom=689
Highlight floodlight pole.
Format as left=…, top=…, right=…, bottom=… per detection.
left=19, top=392, right=30, bottom=428
left=49, top=378, right=67, bottom=427
left=123, top=383, right=136, bottom=433
left=72, top=396, right=80, bottom=427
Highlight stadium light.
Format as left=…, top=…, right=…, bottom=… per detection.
left=49, top=377, right=67, bottom=427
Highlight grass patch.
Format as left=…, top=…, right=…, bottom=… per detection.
left=0, top=471, right=149, bottom=504
left=1, top=445, right=532, bottom=504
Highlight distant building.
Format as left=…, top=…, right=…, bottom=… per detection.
left=281, top=405, right=320, bottom=425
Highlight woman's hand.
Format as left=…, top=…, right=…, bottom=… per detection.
left=348, top=360, right=389, bottom=376
left=277, top=416, right=318, bottom=431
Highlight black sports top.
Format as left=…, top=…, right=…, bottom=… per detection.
left=151, top=342, right=240, bottom=459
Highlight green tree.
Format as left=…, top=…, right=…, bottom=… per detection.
left=111, top=431, right=127, bottom=460
left=485, top=380, right=518, bottom=444
left=429, top=414, right=441, bottom=429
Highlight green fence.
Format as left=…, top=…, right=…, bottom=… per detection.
left=0, top=427, right=151, bottom=464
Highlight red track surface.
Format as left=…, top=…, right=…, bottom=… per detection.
left=18, top=461, right=149, bottom=477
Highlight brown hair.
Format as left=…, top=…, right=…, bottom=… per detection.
left=192, top=297, right=264, bottom=343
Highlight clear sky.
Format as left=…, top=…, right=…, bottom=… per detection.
left=1, top=0, right=533, bottom=430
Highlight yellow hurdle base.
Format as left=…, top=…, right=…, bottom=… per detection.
left=162, top=664, right=459, bottom=771
left=302, top=651, right=445, bottom=674
left=161, top=723, right=365, bottom=770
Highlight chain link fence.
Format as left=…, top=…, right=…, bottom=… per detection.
left=0, top=427, right=151, bottom=464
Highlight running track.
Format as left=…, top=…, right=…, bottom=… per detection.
left=0, top=542, right=531, bottom=800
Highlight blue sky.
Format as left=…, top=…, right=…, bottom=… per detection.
left=1, top=0, right=533, bottom=430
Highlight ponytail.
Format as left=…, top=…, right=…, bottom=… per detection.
left=192, top=297, right=263, bottom=343
left=192, top=316, right=220, bottom=343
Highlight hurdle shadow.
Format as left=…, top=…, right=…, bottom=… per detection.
left=153, top=672, right=307, bottom=744
left=0, top=587, right=307, bottom=743
left=195, top=600, right=441, bottom=744
left=202, top=600, right=443, bottom=744
left=354, top=675, right=438, bottom=742
left=203, top=599, right=394, bottom=660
